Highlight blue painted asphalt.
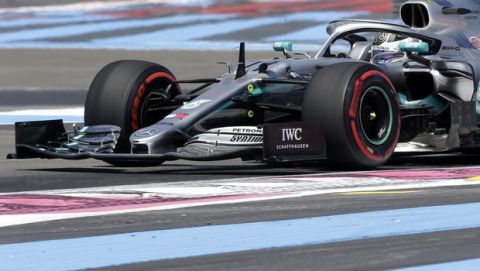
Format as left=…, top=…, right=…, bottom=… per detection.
left=392, top=258, right=480, bottom=271
left=0, top=14, right=233, bottom=42
left=2, top=202, right=480, bottom=271
left=0, top=11, right=367, bottom=50
left=0, top=15, right=109, bottom=28
left=0, top=39, right=324, bottom=51
left=96, top=11, right=362, bottom=44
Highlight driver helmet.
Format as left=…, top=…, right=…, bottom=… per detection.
left=371, top=32, right=408, bottom=64
left=373, top=32, right=400, bottom=45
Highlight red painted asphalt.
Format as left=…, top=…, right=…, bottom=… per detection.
left=103, top=0, right=393, bottom=18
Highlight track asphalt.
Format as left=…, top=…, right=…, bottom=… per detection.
left=4, top=1, right=480, bottom=271
left=4, top=75, right=480, bottom=270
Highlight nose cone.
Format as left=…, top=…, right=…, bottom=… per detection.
left=130, top=124, right=188, bottom=154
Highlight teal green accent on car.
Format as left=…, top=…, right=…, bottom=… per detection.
left=397, top=92, right=408, bottom=105
left=399, top=93, right=446, bottom=115
left=399, top=41, right=430, bottom=53
left=273, top=41, right=293, bottom=52
left=250, top=86, right=263, bottom=95
left=247, top=84, right=263, bottom=95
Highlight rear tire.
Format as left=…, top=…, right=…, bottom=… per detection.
left=85, top=60, right=180, bottom=166
left=303, top=62, right=400, bottom=169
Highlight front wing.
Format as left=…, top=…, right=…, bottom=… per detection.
left=7, top=120, right=327, bottom=163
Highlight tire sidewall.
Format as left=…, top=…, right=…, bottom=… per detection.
left=343, top=67, right=400, bottom=166
left=302, top=62, right=400, bottom=169
left=85, top=61, right=178, bottom=153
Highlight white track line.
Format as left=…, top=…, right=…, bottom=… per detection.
left=0, top=107, right=84, bottom=125
left=0, top=107, right=83, bottom=116
left=2, top=166, right=480, bottom=227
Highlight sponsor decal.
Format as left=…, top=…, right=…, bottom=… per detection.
left=371, top=45, right=394, bottom=52
left=135, top=127, right=159, bottom=137
left=275, top=143, right=310, bottom=150
left=176, top=113, right=189, bottom=119
left=470, top=36, right=480, bottom=49
left=158, top=122, right=174, bottom=126
left=189, top=132, right=263, bottom=146
left=442, top=45, right=461, bottom=51
left=232, top=127, right=263, bottom=134
left=277, top=127, right=309, bottom=150
left=263, top=122, right=326, bottom=158
left=282, top=128, right=303, bottom=142
left=207, top=127, right=263, bottom=135
left=165, top=113, right=189, bottom=120
left=181, top=99, right=211, bottom=110
left=230, top=135, right=263, bottom=143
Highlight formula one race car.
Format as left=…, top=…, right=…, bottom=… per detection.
left=8, top=0, right=480, bottom=169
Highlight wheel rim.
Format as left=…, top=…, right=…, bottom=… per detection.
left=131, top=72, right=177, bottom=131
left=139, top=78, right=174, bottom=128
left=358, top=86, right=393, bottom=145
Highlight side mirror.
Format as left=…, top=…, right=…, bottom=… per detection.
left=399, top=41, right=429, bottom=53
left=273, top=41, right=293, bottom=52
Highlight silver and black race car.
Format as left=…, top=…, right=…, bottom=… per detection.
left=8, top=0, right=480, bottom=169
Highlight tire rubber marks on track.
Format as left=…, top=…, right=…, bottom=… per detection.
left=290, top=168, right=480, bottom=180
left=0, top=193, right=278, bottom=215
left=2, top=166, right=480, bottom=227
left=0, top=193, right=291, bottom=228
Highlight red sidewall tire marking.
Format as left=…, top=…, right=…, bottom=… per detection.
left=348, top=69, right=400, bottom=161
left=131, top=72, right=176, bottom=131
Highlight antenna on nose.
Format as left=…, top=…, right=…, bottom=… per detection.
left=235, top=42, right=246, bottom=79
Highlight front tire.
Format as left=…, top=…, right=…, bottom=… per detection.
left=85, top=60, right=180, bottom=166
left=303, top=62, right=400, bottom=169
left=85, top=60, right=180, bottom=151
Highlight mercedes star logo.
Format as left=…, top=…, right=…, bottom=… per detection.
left=135, top=128, right=159, bottom=137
